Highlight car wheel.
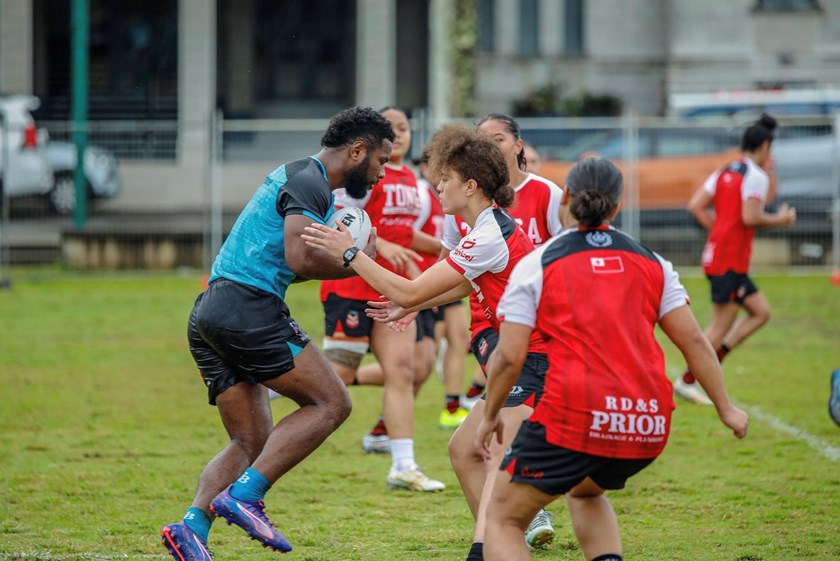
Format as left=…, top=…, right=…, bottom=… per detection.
left=49, top=173, right=81, bottom=215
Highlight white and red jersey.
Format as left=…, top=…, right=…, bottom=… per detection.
left=701, top=157, right=769, bottom=276
left=414, top=178, right=445, bottom=272
left=508, top=173, right=564, bottom=246
left=321, top=163, right=421, bottom=302
left=498, top=226, right=689, bottom=459
left=445, top=207, right=546, bottom=354
left=441, top=173, right=564, bottom=339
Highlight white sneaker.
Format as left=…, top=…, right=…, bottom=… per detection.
left=673, top=378, right=713, bottom=405
left=525, top=509, right=555, bottom=548
left=460, top=393, right=482, bottom=411
left=386, top=464, right=445, bottom=492
left=361, top=433, right=391, bottom=454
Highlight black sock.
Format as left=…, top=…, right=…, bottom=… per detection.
left=717, top=343, right=731, bottom=363
left=591, top=554, right=622, bottom=561
left=466, top=541, right=483, bottom=561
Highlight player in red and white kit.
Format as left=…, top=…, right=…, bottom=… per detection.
left=461, top=114, right=564, bottom=413
left=319, top=107, right=445, bottom=491
left=477, top=158, right=749, bottom=561
left=444, top=113, right=564, bottom=553
left=674, top=114, right=796, bottom=405
left=301, top=125, right=550, bottom=561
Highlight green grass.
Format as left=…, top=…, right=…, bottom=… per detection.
left=1, top=268, right=839, bottom=560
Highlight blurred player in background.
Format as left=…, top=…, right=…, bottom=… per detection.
left=523, top=143, right=542, bottom=175
left=161, top=107, right=393, bottom=561
left=674, top=114, right=796, bottom=405
left=320, top=106, right=446, bottom=491
left=478, top=157, right=748, bottom=561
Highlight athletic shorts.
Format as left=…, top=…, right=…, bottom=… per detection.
left=499, top=352, right=548, bottom=408
left=415, top=308, right=437, bottom=342
left=187, top=279, right=311, bottom=406
left=434, top=299, right=464, bottom=322
left=470, top=324, right=547, bottom=408
left=708, top=271, right=758, bottom=304
left=500, top=421, right=655, bottom=496
left=470, top=327, right=499, bottom=371
left=322, top=294, right=375, bottom=344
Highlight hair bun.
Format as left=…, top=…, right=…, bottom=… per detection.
left=759, top=113, right=777, bottom=131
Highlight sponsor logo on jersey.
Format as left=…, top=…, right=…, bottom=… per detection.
left=585, top=231, right=613, bottom=248
left=588, top=395, right=666, bottom=442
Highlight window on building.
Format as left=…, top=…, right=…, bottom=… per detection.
left=477, top=0, right=495, bottom=53
left=518, top=0, right=539, bottom=55
left=564, top=0, right=584, bottom=54
left=754, top=0, right=820, bottom=10
left=33, top=0, right=178, bottom=120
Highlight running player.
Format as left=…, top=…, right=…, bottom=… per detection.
left=160, top=107, right=393, bottom=561
left=674, top=113, right=796, bottom=404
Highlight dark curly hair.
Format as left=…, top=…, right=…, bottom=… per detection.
left=320, top=106, right=396, bottom=149
left=427, top=124, right=514, bottom=208
left=566, top=157, right=624, bottom=227
left=741, top=112, right=777, bottom=152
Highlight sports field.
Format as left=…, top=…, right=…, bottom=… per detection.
left=1, top=268, right=838, bottom=560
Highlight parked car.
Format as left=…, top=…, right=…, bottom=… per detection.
left=0, top=94, right=54, bottom=201
left=45, top=141, right=121, bottom=215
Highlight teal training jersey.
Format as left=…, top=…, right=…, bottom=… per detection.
left=209, top=156, right=336, bottom=299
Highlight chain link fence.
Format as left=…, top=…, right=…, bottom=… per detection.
left=2, top=114, right=838, bottom=274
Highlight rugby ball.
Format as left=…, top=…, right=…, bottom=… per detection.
left=326, top=207, right=372, bottom=249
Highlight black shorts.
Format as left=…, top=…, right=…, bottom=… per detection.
left=187, top=279, right=311, bottom=405
left=499, top=352, right=548, bottom=408
left=322, top=294, right=375, bottom=341
left=470, top=327, right=499, bottom=371
left=434, top=299, right=464, bottom=322
left=500, top=421, right=655, bottom=496
left=415, top=308, right=437, bottom=342
left=708, top=271, right=758, bottom=304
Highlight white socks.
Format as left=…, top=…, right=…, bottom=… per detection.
left=390, top=438, right=415, bottom=472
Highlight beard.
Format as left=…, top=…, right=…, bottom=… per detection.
left=345, top=155, right=372, bottom=199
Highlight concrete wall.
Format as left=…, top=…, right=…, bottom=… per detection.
left=0, top=0, right=33, bottom=94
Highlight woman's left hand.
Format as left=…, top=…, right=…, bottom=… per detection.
left=474, top=415, right=504, bottom=461
left=303, top=223, right=355, bottom=260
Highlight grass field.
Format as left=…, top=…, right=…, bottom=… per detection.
left=1, top=267, right=839, bottom=561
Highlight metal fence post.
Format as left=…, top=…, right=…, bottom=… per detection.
left=0, top=118, right=12, bottom=289
left=832, top=113, right=840, bottom=277
left=621, top=111, right=640, bottom=240
left=209, top=108, right=224, bottom=266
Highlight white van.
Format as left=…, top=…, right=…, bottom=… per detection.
left=0, top=94, right=55, bottom=200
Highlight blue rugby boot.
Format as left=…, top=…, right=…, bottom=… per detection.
left=161, top=522, right=212, bottom=561
left=830, top=368, right=840, bottom=427
left=210, top=487, right=292, bottom=552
